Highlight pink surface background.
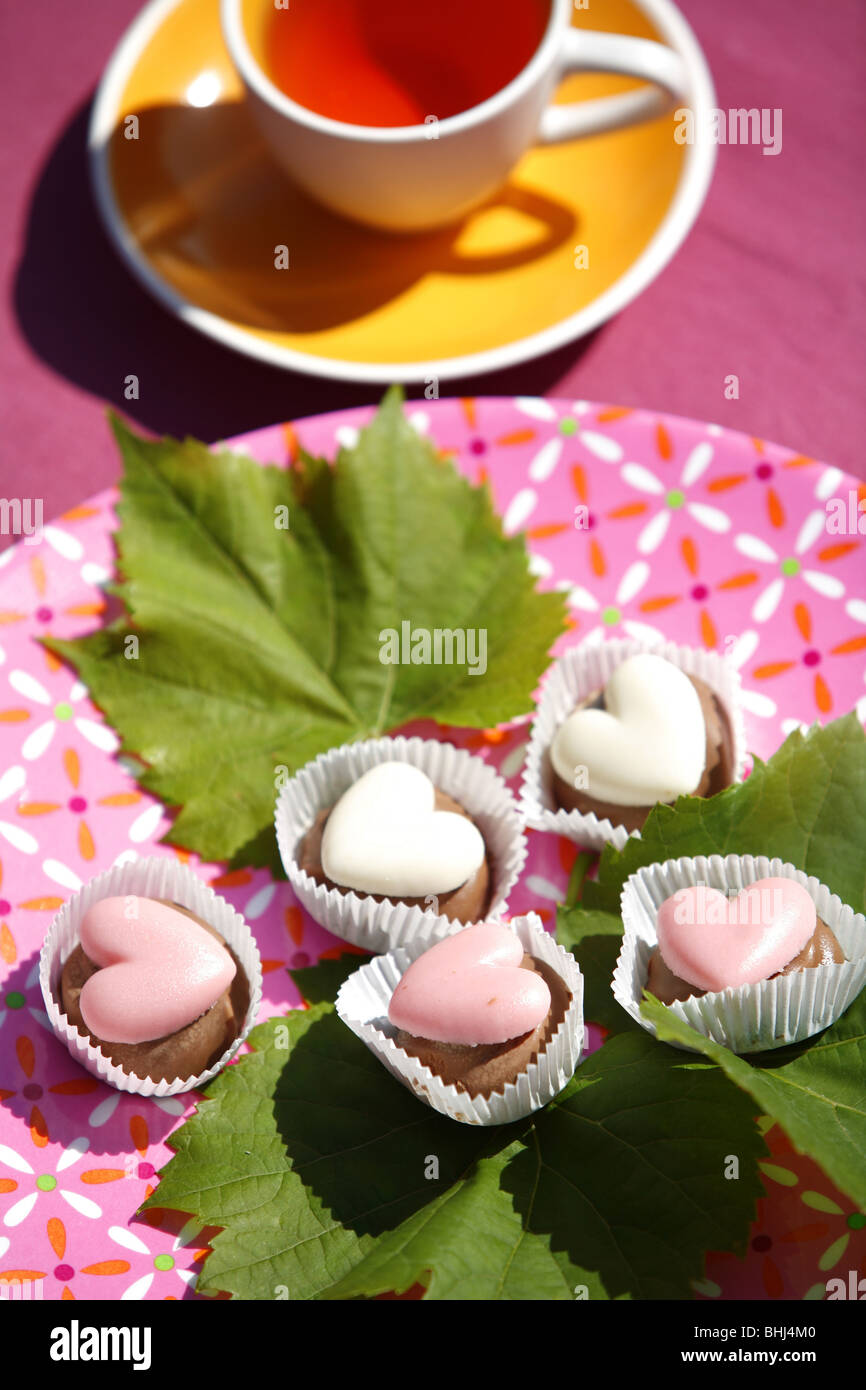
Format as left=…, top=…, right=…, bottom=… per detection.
left=0, top=397, right=864, bottom=1300
left=1, top=0, right=865, bottom=540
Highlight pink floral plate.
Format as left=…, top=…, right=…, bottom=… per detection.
left=0, top=397, right=864, bottom=1301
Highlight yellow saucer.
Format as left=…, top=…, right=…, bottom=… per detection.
left=89, top=0, right=715, bottom=382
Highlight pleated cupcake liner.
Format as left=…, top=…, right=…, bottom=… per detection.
left=336, top=912, right=584, bottom=1125
left=614, top=853, right=866, bottom=1053
left=520, top=637, right=747, bottom=850
left=275, top=735, right=527, bottom=955
left=40, top=855, right=263, bottom=1096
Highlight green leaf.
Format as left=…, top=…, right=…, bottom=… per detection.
left=584, top=715, right=866, bottom=916
left=554, top=715, right=866, bottom=1199
left=227, top=823, right=288, bottom=878
left=145, top=1007, right=373, bottom=1300
left=145, top=1007, right=512, bottom=1300
left=46, top=391, right=566, bottom=862
left=147, top=1008, right=766, bottom=1300
left=328, top=1031, right=766, bottom=1301
left=323, top=1140, right=578, bottom=1302
left=288, top=953, right=368, bottom=1005
left=556, top=905, right=636, bottom=1034
left=642, top=993, right=866, bottom=1209
left=525, top=1034, right=765, bottom=1300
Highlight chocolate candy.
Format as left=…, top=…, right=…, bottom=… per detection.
left=60, top=901, right=250, bottom=1084
left=395, top=954, right=572, bottom=1098
left=646, top=915, right=846, bottom=1004
left=297, top=786, right=491, bottom=923
left=552, top=670, right=735, bottom=832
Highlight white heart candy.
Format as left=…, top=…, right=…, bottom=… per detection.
left=320, top=762, right=485, bottom=897
left=550, top=654, right=707, bottom=806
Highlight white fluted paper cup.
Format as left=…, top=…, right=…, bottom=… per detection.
left=275, top=736, right=527, bottom=954
left=40, top=855, right=263, bottom=1096
left=520, top=638, right=747, bottom=851
left=614, top=854, right=866, bottom=1053
left=336, top=913, right=584, bottom=1125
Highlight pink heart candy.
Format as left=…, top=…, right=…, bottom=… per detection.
left=388, top=922, right=551, bottom=1045
left=78, top=897, right=236, bottom=1044
left=656, top=876, right=817, bottom=993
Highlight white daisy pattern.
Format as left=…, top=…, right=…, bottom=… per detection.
left=7, top=671, right=119, bottom=763
left=734, top=509, right=850, bottom=624
left=621, top=441, right=732, bottom=556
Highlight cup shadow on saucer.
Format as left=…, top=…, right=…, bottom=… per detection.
left=104, top=99, right=580, bottom=334
left=13, top=99, right=599, bottom=441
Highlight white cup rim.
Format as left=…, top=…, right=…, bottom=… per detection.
left=220, top=0, right=570, bottom=143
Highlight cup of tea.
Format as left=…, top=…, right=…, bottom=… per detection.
left=221, top=0, right=688, bottom=232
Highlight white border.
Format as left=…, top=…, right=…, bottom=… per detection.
left=88, top=0, right=716, bottom=384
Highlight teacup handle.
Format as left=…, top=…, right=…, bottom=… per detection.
left=537, top=30, right=688, bottom=143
